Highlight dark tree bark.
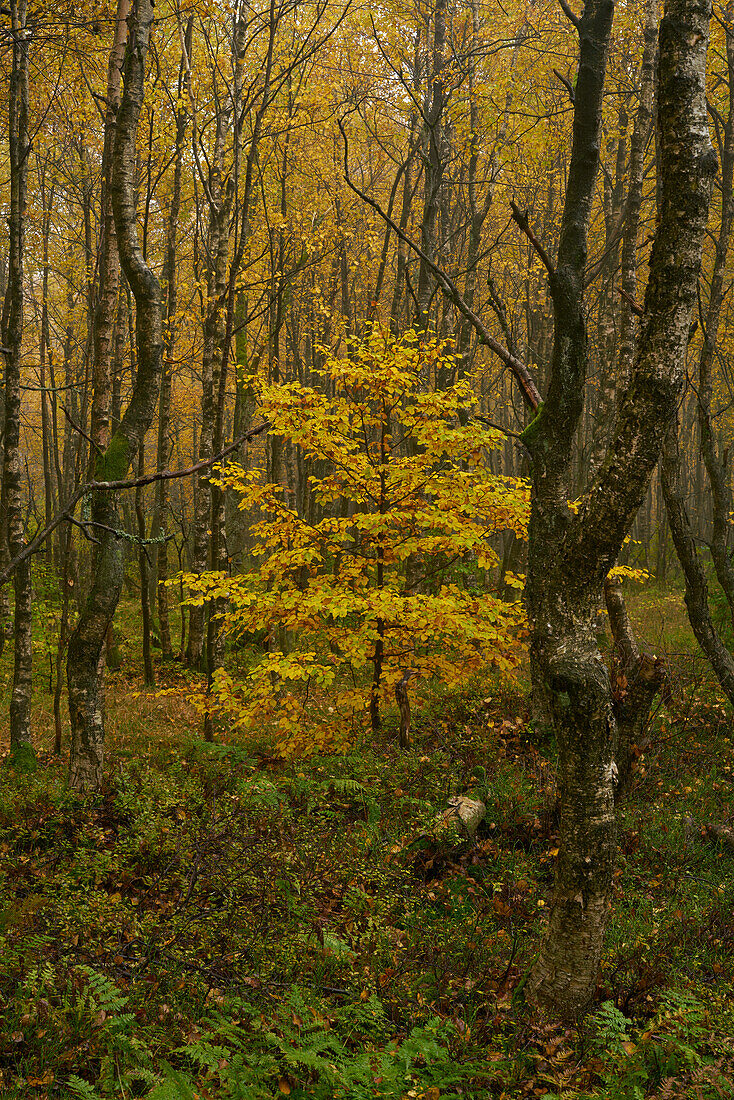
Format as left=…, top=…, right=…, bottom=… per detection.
left=395, top=670, right=412, bottom=750
left=525, top=0, right=715, bottom=1018
left=67, top=0, right=162, bottom=791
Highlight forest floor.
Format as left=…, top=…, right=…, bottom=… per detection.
left=1, top=584, right=734, bottom=1099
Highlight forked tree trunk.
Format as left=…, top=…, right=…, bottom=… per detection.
left=525, top=0, right=715, bottom=1017
left=67, top=0, right=162, bottom=791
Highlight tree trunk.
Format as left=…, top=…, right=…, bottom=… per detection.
left=526, top=0, right=715, bottom=1018
left=661, top=420, right=734, bottom=702
left=2, top=0, right=33, bottom=758
left=136, top=444, right=155, bottom=685
left=415, top=0, right=447, bottom=330
left=39, top=167, right=58, bottom=567
left=156, top=15, right=192, bottom=662
left=694, top=0, right=734, bottom=614
left=67, top=0, right=162, bottom=791
left=54, top=519, right=74, bottom=755
left=187, top=105, right=230, bottom=669
left=617, top=0, right=658, bottom=393
left=90, top=0, right=130, bottom=464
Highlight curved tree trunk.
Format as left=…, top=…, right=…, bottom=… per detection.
left=67, top=0, right=162, bottom=791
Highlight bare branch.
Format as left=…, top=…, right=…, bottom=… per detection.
left=553, top=67, right=576, bottom=104
left=0, top=421, right=270, bottom=588
left=62, top=405, right=103, bottom=456
left=619, top=286, right=644, bottom=317
left=337, top=118, right=542, bottom=411
left=559, top=0, right=581, bottom=30
left=67, top=515, right=100, bottom=545
left=510, top=200, right=556, bottom=277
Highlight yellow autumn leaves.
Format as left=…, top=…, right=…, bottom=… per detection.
left=186, top=330, right=530, bottom=755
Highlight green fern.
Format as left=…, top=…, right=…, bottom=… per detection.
left=77, top=965, right=128, bottom=1013
left=326, top=777, right=368, bottom=798
left=67, top=1076, right=104, bottom=1100
left=180, top=1038, right=232, bottom=1070
left=145, top=1065, right=199, bottom=1100
left=590, top=1000, right=631, bottom=1059
left=164, top=989, right=480, bottom=1100
left=124, top=1066, right=159, bottom=1088
left=21, top=960, right=55, bottom=997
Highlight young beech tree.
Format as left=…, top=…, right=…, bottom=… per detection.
left=186, top=332, right=528, bottom=756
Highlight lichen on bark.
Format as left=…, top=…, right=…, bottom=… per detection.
left=525, top=0, right=716, bottom=1019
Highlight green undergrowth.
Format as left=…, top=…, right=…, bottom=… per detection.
left=1, top=597, right=734, bottom=1097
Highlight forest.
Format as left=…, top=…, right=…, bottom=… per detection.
left=2, top=0, right=734, bottom=1094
